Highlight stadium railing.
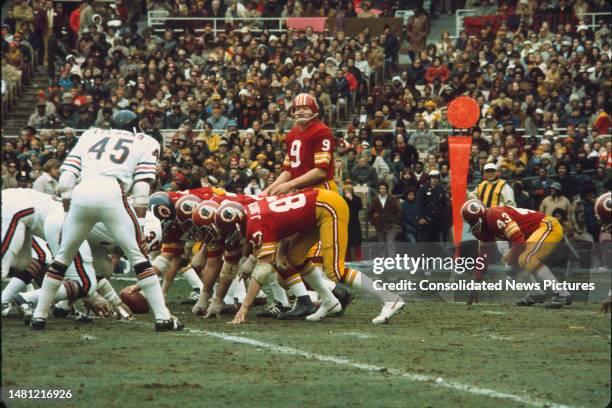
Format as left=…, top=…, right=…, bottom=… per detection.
left=147, top=13, right=298, bottom=39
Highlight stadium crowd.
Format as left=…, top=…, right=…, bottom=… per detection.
left=1, top=0, right=611, bottom=247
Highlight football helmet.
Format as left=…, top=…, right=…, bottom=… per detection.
left=192, top=200, right=221, bottom=245
left=595, top=191, right=611, bottom=232
left=461, top=199, right=487, bottom=233
left=175, top=195, right=203, bottom=236
left=112, top=109, right=139, bottom=132
left=214, top=201, right=247, bottom=249
left=291, top=93, right=319, bottom=125
left=149, top=192, right=175, bottom=230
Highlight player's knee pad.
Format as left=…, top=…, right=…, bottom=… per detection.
left=252, top=262, right=273, bottom=285
left=220, top=262, right=239, bottom=280
left=152, top=255, right=171, bottom=275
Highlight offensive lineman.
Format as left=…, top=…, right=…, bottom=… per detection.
left=31, top=110, right=183, bottom=331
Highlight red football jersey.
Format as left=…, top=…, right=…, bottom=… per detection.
left=282, top=121, right=334, bottom=181
left=475, top=206, right=545, bottom=243
left=211, top=192, right=258, bottom=207
left=245, top=190, right=319, bottom=257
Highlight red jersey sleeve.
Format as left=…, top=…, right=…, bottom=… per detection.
left=486, top=207, right=526, bottom=243
left=312, top=127, right=334, bottom=170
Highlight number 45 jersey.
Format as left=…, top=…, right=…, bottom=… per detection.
left=61, top=128, right=160, bottom=190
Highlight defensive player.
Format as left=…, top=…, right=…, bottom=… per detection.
left=461, top=199, right=572, bottom=308
left=214, top=189, right=405, bottom=324
left=31, top=110, right=183, bottom=331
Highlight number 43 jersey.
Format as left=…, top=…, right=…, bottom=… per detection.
left=245, top=189, right=321, bottom=258
left=282, top=121, right=334, bottom=181
left=60, top=128, right=160, bottom=191
left=476, top=206, right=546, bottom=243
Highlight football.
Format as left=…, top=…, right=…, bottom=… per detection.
left=119, top=285, right=150, bottom=314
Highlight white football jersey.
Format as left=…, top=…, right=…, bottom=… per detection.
left=60, top=127, right=160, bottom=191
left=2, top=188, right=62, bottom=237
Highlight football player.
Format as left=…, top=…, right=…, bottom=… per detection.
left=594, top=192, right=611, bottom=313
left=31, top=110, right=183, bottom=331
left=461, top=199, right=572, bottom=308
left=214, top=189, right=405, bottom=324
left=263, top=93, right=336, bottom=196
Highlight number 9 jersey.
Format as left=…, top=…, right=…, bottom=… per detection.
left=61, top=128, right=160, bottom=191
left=282, top=121, right=335, bottom=190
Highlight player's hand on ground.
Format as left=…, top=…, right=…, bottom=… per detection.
left=599, top=297, right=611, bottom=314
left=228, top=306, right=248, bottom=324
left=203, top=299, right=223, bottom=319
left=83, top=294, right=113, bottom=318
left=115, top=302, right=135, bottom=320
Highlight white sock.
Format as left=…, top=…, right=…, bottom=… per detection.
left=2, top=277, right=27, bottom=303
left=267, top=273, right=289, bottom=306
left=22, top=286, right=70, bottom=306
left=288, top=282, right=309, bottom=298
left=183, top=268, right=203, bottom=291
left=97, top=278, right=121, bottom=307
left=535, top=266, right=570, bottom=296
left=349, top=270, right=398, bottom=303
left=234, top=279, right=247, bottom=303
left=222, top=282, right=234, bottom=304
left=152, top=255, right=171, bottom=275
left=137, top=275, right=171, bottom=320
left=32, top=275, right=63, bottom=319
left=302, top=268, right=337, bottom=305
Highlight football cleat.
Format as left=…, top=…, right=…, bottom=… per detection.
left=1, top=302, right=13, bottom=317
left=13, top=294, right=33, bottom=323
left=332, top=285, right=354, bottom=316
left=544, top=293, right=573, bottom=309
left=30, top=317, right=46, bottom=330
left=516, top=293, right=547, bottom=306
left=155, top=316, right=184, bottom=331
left=372, top=298, right=405, bottom=324
left=305, top=300, right=342, bottom=322
left=277, top=301, right=317, bottom=320
left=256, top=301, right=291, bottom=318
left=52, top=305, right=93, bottom=322
left=180, top=288, right=201, bottom=305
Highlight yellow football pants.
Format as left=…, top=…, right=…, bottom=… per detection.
left=519, top=216, right=564, bottom=273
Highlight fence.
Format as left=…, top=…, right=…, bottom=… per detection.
left=454, top=10, right=611, bottom=38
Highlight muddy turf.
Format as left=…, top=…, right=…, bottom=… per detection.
left=2, top=279, right=610, bottom=408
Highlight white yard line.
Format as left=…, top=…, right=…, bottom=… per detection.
left=175, top=328, right=579, bottom=408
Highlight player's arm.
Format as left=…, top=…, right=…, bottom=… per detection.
left=229, top=253, right=274, bottom=324
left=263, top=170, right=291, bottom=195
left=58, top=139, right=84, bottom=211
left=132, top=180, right=152, bottom=219
left=498, top=214, right=526, bottom=267
left=133, top=139, right=160, bottom=218
left=501, top=183, right=516, bottom=206
left=203, top=249, right=241, bottom=318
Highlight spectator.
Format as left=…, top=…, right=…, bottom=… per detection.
left=368, top=110, right=391, bottom=130
left=343, top=184, right=363, bottom=261
left=368, top=181, right=400, bottom=257
left=2, top=161, right=19, bottom=190
left=406, top=7, right=430, bottom=59
left=351, top=154, right=378, bottom=198
left=400, top=187, right=420, bottom=242
left=540, top=182, right=572, bottom=216
left=412, top=121, right=438, bottom=158
left=416, top=170, right=448, bottom=242
left=32, top=158, right=59, bottom=196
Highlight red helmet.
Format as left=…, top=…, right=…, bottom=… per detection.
left=192, top=200, right=221, bottom=245
left=291, top=93, right=319, bottom=124
left=214, top=201, right=247, bottom=249
left=595, top=191, right=611, bottom=231
left=175, top=194, right=203, bottom=235
left=461, top=199, right=487, bottom=233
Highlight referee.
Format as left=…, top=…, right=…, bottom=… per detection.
left=472, top=162, right=515, bottom=207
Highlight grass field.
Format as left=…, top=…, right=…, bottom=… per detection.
left=2, top=279, right=610, bottom=408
